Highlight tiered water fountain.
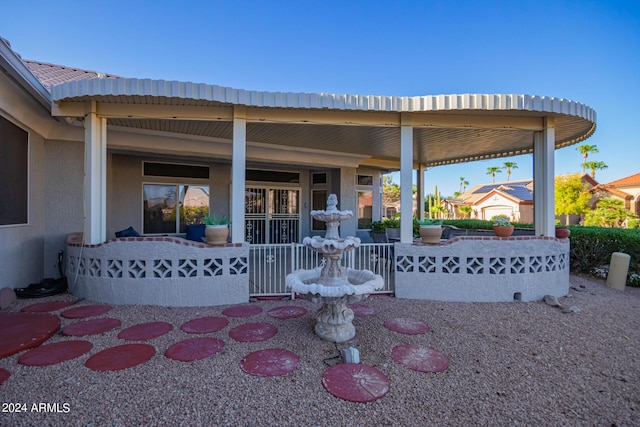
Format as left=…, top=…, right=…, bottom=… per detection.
left=285, top=194, right=384, bottom=342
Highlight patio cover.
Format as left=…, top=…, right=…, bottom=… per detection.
left=49, top=79, right=597, bottom=244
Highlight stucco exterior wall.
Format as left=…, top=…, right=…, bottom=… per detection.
left=0, top=71, right=51, bottom=288
left=43, top=139, right=84, bottom=277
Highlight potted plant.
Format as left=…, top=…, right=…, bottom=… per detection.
left=492, top=214, right=514, bottom=238
left=555, top=225, right=571, bottom=239
left=383, top=217, right=401, bottom=240
left=417, top=219, right=443, bottom=244
left=203, top=214, right=230, bottom=244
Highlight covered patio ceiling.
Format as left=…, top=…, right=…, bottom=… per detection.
left=51, top=79, right=597, bottom=169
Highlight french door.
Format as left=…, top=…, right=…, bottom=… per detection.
left=245, top=187, right=300, bottom=244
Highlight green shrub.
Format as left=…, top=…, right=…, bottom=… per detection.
left=568, top=226, right=640, bottom=286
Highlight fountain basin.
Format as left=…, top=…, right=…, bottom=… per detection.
left=286, top=267, right=384, bottom=342
left=303, top=236, right=360, bottom=255
left=285, top=267, right=384, bottom=298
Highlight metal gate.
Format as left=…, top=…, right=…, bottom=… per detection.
left=249, top=243, right=395, bottom=297
left=245, top=187, right=300, bottom=244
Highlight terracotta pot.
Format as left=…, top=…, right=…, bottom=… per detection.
left=419, top=225, right=442, bottom=244
left=205, top=225, right=229, bottom=245
left=555, top=227, right=571, bottom=239
left=492, top=225, right=514, bottom=238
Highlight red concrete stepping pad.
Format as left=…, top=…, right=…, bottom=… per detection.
left=392, top=344, right=449, bottom=373
left=267, top=306, right=308, bottom=319
left=0, top=312, right=61, bottom=359
left=62, top=318, right=121, bottom=337
left=228, top=323, right=277, bottom=342
left=322, top=364, right=390, bottom=403
left=85, top=344, right=155, bottom=372
left=384, top=318, right=430, bottom=335
left=222, top=305, right=263, bottom=318
left=165, top=337, right=225, bottom=362
left=21, top=300, right=73, bottom=313
left=348, top=303, right=375, bottom=317
left=180, top=316, right=229, bottom=334
left=61, top=304, right=113, bottom=319
left=118, top=322, right=173, bottom=341
left=19, top=340, right=93, bottom=366
left=240, top=349, right=300, bottom=377
left=0, top=368, right=10, bottom=385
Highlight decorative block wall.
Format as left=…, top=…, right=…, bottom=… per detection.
left=66, top=234, right=249, bottom=306
left=394, top=236, right=570, bottom=302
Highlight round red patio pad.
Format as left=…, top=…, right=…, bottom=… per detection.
left=240, top=349, right=300, bottom=377
left=165, top=337, right=225, bottom=362
left=392, top=344, right=449, bottom=373
left=267, top=306, right=308, bottom=319
left=85, top=344, right=155, bottom=372
left=21, top=300, right=73, bottom=313
left=0, top=312, right=61, bottom=359
left=0, top=368, right=10, bottom=385
left=228, top=323, right=277, bottom=342
left=18, top=340, right=93, bottom=366
left=62, top=318, right=121, bottom=337
left=222, top=305, right=263, bottom=318
left=322, top=364, right=390, bottom=403
left=180, top=316, right=229, bottom=334
left=384, top=318, right=430, bottom=335
left=118, top=322, right=173, bottom=341
left=348, top=303, right=375, bottom=317
left=61, top=304, right=113, bottom=319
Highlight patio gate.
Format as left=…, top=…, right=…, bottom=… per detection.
left=249, top=243, right=395, bottom=297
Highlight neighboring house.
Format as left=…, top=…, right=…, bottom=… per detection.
left=590, top=173, right=640, bottom=215
left=444, top=179, right=534, bottom=222
left=446, top=174, right=601, bottom=224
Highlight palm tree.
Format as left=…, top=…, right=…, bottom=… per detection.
left=502, top=161, right=518, bottom=182
left=459, top=177, right=465, bottom=194
left=584, top=160, right=608, bottom=178
left=486, top=166, right=502, bottom=183
left=463, top=180, right=469, bottom=192
left=577, top=144, right=599, bottom=174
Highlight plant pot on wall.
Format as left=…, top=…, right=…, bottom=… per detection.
left=419, top=225, right=442, bottom=244
left=492, top=225, right=514, bottom=238
left=555, top=227, right=571, bottom=239
left=205, top=225, right=229, bottom=245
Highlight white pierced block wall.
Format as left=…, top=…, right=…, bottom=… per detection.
left=66, top=236, right=249, bottom=307
left=394, top=237, right=570, bottom=302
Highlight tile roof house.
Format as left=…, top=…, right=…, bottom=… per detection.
left=444, top=179, right=534, bottom=222
left=591, top=173, right=640, bottom=215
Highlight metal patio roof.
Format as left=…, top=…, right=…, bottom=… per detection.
left=51, top=78, right=597, bottom=168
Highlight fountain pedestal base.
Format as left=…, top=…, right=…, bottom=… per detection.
left=314, top=303, right=355, bottom=343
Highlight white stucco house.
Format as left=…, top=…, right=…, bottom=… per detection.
left=0, top=37, right=597, bottom=304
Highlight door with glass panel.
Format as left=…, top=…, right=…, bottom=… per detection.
left=245, top=187, right=300, bottom=244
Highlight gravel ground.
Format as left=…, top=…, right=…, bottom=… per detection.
left=1, top=274, right=639, bottom=427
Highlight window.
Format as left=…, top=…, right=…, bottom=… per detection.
left=357, top=190, right=373, bottom=229
left=0, top=116, right=28, bottom=226
left=357, top=175, right=373, bottom=186
left=312, top=190, right=327, bottom=230
left=143, top=184, right=209, bottom=234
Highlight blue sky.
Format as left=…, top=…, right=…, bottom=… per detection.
left=2, top=0, right=638, bottom=197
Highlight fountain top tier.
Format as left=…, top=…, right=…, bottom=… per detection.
left=310, top=193, right=353, bottom=240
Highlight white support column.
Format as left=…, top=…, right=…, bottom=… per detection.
left=84, top=101, right=107, bottom=244
left=533, top=117, right=556, bottom=236
left=231, top=106, right=247, bottom=243
left=417, top=164, right=426, bottom=221
left=400, top=113, right=414, bottom=243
